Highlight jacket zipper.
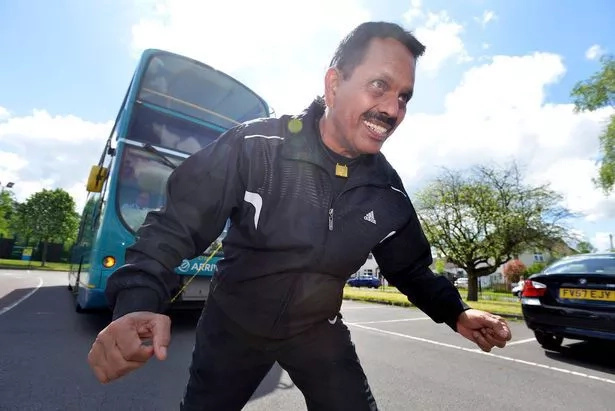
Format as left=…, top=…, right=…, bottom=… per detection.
left=270, top=276, right=298, bottom=336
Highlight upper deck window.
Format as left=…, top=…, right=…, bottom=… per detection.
left=138, top=53, right=269, bottom=130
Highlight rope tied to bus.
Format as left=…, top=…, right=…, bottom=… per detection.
left=169, top=241, right=223, bottom=303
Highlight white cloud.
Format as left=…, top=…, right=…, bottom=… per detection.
left=0, top=151, right=28, bottom=173
left=0, top=106, right=9, bottom=120
left=0, top=110, right=112, bottom=210
left=0, top=109, right=111, bottom=143
left=475, top=10, right=497, bottom=27
left=404, top=7, right=471, bottom=75
left=0, top=151, right=28, bottom=196
left=592, top=232, right=614, bottom=252
left=585, top=44, right=605, bottom=60
left=403, top=0, right=423, bottom=25
left=382, top=52, right=615, bottom=224
left=131, top=0, right=371, bottom=114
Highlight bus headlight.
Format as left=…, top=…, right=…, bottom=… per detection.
left=102, top=256, right=116, bottom=268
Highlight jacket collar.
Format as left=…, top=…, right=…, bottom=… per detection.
left=281, top=98, right=396, bottom=188
left=281, top=97, right=328, bottom=167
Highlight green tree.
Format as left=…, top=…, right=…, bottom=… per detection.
left=10, top=201, right=34, bottom=245
left=575, top=240, right=597, bottom=254
left=415, top=162, right=570, bottom=301
left=434, top=259, right=446, bottom=275
left=15, top=189, right=80, bottom=266
left=526, top=261, right=546, bottom=276
left=571, top=54, right=615, bottom=193
left=0, top=190, right=17, bottom=238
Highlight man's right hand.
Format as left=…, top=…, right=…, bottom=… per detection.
left=87, top=311, right=171, bottom=384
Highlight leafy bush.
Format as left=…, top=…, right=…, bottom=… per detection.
left=502, top=259, right=527, bottom=282
left=525, top=261, right=546, bottom=276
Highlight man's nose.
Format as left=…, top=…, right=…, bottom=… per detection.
left=379, top=95, right=400, bottom=120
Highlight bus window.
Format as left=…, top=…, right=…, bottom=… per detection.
left=127, top=103, right=222, bottom=154
left=117, top=145, right=182, bottom=232
left=137, top=53, right=269, bottom=130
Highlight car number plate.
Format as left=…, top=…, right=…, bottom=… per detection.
left=559, top=288, right=615, bottom=302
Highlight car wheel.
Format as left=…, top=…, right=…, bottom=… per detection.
left=534, top=330, right=563, bottom=350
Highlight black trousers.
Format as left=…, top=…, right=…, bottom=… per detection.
left=179, top=298, right=378, bottom=410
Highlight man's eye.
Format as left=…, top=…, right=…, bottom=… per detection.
left=399, top=94, right=410, bottom=104
left=371, top=80, right=386, bottom=89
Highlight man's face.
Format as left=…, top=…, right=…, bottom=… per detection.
left=136, top=192, right=150, bottom=208
left=325, top=37, right=416, bottom=156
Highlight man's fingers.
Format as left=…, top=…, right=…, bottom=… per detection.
left=458, top=309, right=512, bottom=351
left=104, top=342, right=150, bottom=380
left=472, top=331, right=492, bottom=352
left=91, top=364, right=109, bottom=384
left=116, top=328, right=155, bottom=362
left=480, top=328, right=507, bottom=349
left=88, top=337, right=113, bottom=383
left=127, top=342, right=155, bottom=362
left=151, top=316, right=171, bottom=360
left=87, top=312, right=166, bottom=385
left=480, top=314, right=512, bottom=341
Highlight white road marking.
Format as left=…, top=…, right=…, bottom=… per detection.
left=507, top=337, right=536, bottom=346
left=347, top=317, right=429, bottom=325
left=0, top=276, right=43, bottom=316
left=342, top=305, right=401, bottom=310
left=349, top=323, right=615, bottom=386
left=0, top=271, right=28, bottom=279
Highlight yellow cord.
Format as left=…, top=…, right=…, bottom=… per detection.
left=170, top=241, right=223, bottom=303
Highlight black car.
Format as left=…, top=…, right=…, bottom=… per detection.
left=521, top=253, right=615, bottom=350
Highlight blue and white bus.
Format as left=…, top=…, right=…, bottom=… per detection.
left=69, top=49, right=270, bottom=312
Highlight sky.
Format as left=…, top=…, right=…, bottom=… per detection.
left=1, top=0, right=614, bottom=251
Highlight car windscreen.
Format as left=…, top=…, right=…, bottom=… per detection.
left=137, top=53, right=269, bottom=129
left=543, top=256, right=615, bottom=274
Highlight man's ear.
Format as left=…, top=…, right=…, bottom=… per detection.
left=324, top=67, right=341, bottom=108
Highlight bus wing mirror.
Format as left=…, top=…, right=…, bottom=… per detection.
left=86, top=165, right=109, bottom=193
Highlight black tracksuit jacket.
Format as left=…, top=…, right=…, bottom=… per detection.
left=105, top=98, right=469, bottom=339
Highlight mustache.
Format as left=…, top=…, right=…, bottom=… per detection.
left=362, top=111, right=396, bottom=128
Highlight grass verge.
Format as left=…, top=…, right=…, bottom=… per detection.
left=0, top=259, right=71, bottom=272
left=343, top=286, right=522, bottom=317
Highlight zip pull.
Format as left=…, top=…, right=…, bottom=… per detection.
left=328, top=208, right=334, bottom=231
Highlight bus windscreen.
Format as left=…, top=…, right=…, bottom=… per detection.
left=137, top=53, right=269, bottom=130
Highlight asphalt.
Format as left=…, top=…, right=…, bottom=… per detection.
left=1, top=269, right=614, bottom=410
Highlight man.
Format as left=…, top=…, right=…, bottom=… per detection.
left=88, top=21, right=512, bottom=410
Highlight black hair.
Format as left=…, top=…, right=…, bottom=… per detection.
left=329, top=21, right=426, bottom=79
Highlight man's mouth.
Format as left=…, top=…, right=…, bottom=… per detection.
left=363, top=119, right=391, bottom=139
left=362, top=112, right=395, bottom=140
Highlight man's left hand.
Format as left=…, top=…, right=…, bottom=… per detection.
left=456, top=309, right=512, bottom=352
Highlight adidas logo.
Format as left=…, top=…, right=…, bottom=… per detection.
left=363, top=210, right=376, bottom=224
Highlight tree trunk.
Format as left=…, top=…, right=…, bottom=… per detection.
left=41, top=240, right=48, bottom=267
left=467, top=270, right=479, bottom=301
